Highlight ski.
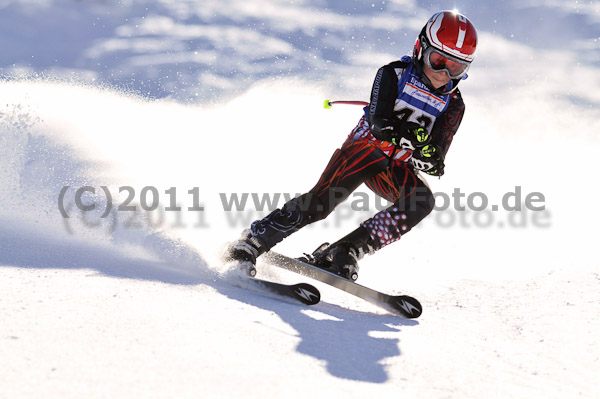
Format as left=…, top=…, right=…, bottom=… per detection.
left=242, top=276, right=321, bottom=306
left=263, top=252, right=422, bottom=318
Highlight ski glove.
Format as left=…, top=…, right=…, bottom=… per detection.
left=373, top=120, right=431, bottom=149
left=411, top=144, right=445, bottom=176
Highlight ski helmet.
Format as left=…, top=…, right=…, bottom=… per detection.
left=413, top=11, right=478, bottom=94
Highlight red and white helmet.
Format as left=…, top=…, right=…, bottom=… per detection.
left=414, top=11, right=478, bottom=89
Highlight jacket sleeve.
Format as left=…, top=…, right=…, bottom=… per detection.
left=430, top=89, right=465, bottom=158
left=366, top=62, right=407, bottom=141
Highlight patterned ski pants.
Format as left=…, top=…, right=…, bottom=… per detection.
left=256, top=118, right=436, bottom=251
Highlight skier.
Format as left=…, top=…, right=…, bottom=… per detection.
left=227, top=10, right=478, bottom=280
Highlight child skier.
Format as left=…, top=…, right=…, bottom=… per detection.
left=227, top=10, right=478, bottom=280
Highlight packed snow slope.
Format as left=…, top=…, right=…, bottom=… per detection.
left=1, top=1, right=599, bottom=398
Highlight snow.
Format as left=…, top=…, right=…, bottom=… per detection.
left=1, top=1, right=599, bottom=398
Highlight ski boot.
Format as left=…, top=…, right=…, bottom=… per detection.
left=227, top=199, right=309, bottom=276
left=304, top=242, right=361, bottom=281
left=299, top=226, right=376, bottom=281
left=226, top=229, right=267, bottom=277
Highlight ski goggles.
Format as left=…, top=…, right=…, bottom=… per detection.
left=423, top=47, right=470, bottom=79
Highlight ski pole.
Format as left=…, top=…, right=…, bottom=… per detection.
left=323, top=99, right=369, bottom=109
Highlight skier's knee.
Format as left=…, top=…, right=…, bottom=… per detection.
left=394, top=185, right=434, bottom=230
left=416, top=186, right=435, bottom=218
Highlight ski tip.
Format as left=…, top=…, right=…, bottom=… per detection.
left=392, top=295, right=423, bottom=319
left=291, top=283, right=321, bottom=305
left=323, top=99, right=332, bottom=109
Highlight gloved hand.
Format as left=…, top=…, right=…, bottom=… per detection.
left=411, top=144, right=445, bottom=176
left=375, top=120, right=430, bottom=149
